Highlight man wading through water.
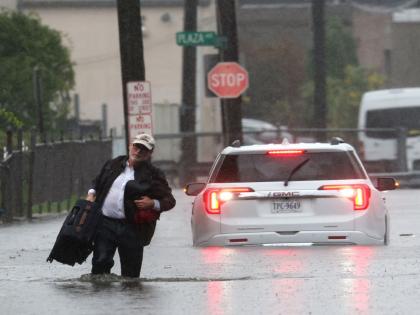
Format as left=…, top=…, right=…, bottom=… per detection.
left=87, top=133, right=176, bottom=277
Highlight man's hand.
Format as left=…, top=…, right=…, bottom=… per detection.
left=134, top=196, right=154, bottom=210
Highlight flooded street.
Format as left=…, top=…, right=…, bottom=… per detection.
left=2, top=1, right=420, bottom=314
left=2, top=189, right=420, bottom=314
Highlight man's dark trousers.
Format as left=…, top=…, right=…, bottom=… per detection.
left=92, top=216, right=144, bottom=278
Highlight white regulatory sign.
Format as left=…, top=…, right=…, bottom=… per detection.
left=127, top=81, right=152, bottom=115
left=128, top=114, right=153, bottom=143
left=127, top=81, right=153, bottom=142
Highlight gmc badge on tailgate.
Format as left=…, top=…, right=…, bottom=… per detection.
left=269, top=191, right=300, bottom=198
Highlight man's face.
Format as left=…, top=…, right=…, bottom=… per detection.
left=129, top=143, right=152, bottom=163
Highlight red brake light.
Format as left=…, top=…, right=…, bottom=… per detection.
left=319, top=184, right=371, bottom=210
left=203, top=187, right=254, bottom=214
left=267, top=150, right=304, bottom=156
left=208, top=190, right=220, bottom=214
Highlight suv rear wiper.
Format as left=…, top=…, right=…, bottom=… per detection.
left=284, top=158, right=310, bottom=187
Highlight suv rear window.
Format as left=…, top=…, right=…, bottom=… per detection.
left=211, top=151, right=365, bottom=183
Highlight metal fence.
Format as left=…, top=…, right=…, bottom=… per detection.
left=1, top=126, right=416, bottom=223
left=147, top=127, right=417, bottom=187
left=0, top=129, right=112, bottom=223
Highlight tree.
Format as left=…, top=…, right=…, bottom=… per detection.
left=306, top=16, right=358, bottom=80
left=302, top=16, right=385, bottom=128
left=0, top=10, right=74, bottom=131
left=241, top=37, right=306, bottom=127
left=303, top=65, right=385, bottom=128
left=0, top=108, right=23, bottom=129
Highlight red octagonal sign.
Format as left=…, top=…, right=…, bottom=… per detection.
left=208, top=62, right=249, bottom=98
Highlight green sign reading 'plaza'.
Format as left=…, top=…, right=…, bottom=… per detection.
left=176, top=31, right=217, bottom=46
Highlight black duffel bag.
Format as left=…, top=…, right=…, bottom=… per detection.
left=47, top=199, right=102, bottom=266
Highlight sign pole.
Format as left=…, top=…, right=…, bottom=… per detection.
left=216, top=0, right=243, bottom=146
left=312, top=0, right=327, bottom=135
left=117, top=0, right=145, bottom=153
left=179, top=0, right=198, bottom=185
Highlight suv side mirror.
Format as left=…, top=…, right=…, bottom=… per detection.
left=184, top=183, right=206, bottom=196
left=376, top=177, right=397, bottom=191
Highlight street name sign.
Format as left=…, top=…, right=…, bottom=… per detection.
left=207, top=62, right=249, bottom=98
left=176, top=31, right=217, bottom=46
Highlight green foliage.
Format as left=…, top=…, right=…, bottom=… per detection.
left=0, top=108, right=23, bottom=128
left=327, top=66, right=384, bottom=128
left=325, top=17, right=358, bottom=79
left=303, top=65, right=385, bottom=128
left=241, top=38, right=306, bottom=126
left=302, top=17, right=385, bottom=128
left=0, top=10, right=74, bottom=131
left=243, top=16, right=367, bottom=129
left=307, top=17, right=358, bottom=80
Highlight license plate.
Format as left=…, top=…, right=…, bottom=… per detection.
left=271, top=200, right=301, bottom=213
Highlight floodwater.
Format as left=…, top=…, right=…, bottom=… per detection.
left=2, top=189, right=420, bottom=314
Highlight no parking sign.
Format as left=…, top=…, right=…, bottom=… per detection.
left=127, top=81, right=153, bottom=141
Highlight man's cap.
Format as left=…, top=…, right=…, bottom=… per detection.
left=132, top=133, right=156, bottom=150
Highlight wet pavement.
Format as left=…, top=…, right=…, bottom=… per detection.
left=1, top=189, right=420, bottom=314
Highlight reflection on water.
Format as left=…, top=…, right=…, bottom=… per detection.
left=340, top=246, right=375, bottom=314
left=201, top=247, right=233, bottom=264
left=340, top=246, right=375, bottom=277
left=207, top=281, right=224, bottom=315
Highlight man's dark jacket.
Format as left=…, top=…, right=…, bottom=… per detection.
left=92, top=155, right=176, bottom=245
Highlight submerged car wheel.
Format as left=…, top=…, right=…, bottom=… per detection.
left=384, top=215, right=390, bottom=246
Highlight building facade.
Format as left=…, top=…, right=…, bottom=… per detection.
left=17, top=0, right=420, bottom=142
left=21, top=0, right=212, bottom=137
left=0, top=0, right=17, bottom=9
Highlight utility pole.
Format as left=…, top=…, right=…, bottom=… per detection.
left=180, top=0, right=198, bottom=185
left=101, top=103, right=108, bottom=138
left=216, top=0, right=243, bottom=146
left=116, top=0, right=145, bottom=152
left=33, top=66, right=45, bottom=143
left=312, top=0, right=327, bottom=135
left=74, top=93, right=80, bottom=139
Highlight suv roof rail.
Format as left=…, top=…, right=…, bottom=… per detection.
left=231, top=140, right=241, bottom=147
left=330, top=137, right=345, bottom=145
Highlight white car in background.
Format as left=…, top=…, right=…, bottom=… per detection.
left=185, top=138, right=396, bottom=247
left=242, top=118, right=293, bottom=144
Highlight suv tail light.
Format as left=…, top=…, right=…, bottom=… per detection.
left=319, top=184, right=371, bottom=210
left=267, top=149, right=304, bottom=156
left=203, top=187, right=254, bottom=214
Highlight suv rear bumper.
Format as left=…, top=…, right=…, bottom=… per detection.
left=195, top=231, right=384, bottom=246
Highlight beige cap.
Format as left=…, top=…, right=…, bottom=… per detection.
left=132, top=133, right=156, bottom=150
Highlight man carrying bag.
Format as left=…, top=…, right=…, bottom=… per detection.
left=86, top=133, right=176, bottom=278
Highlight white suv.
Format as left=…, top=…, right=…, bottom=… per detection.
left=185, top=139, right=396, bottom=246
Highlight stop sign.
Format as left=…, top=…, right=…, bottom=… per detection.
left=208, top=62, right=249, bottom=98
